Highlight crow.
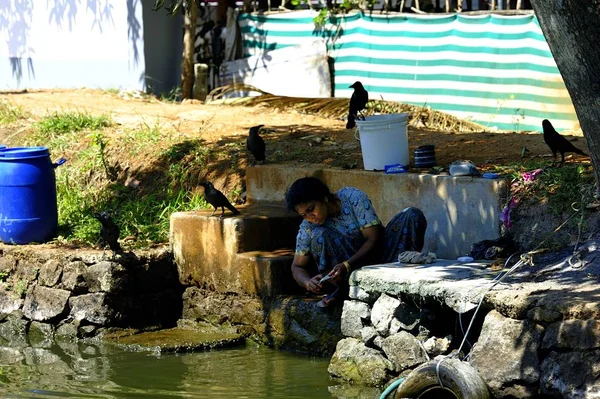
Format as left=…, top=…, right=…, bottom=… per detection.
left=247, top=124, right=266, bottom=164
left=346, top=81, right=369, bottom=129
left=542, top=119, right=587, bottom=165
left=93, top=211, right=122, bottom=259
left=199, top=182, right=241, bottom=218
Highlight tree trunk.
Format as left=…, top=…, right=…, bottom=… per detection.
left=531, top=1, right=600, bottom=197
left=181, top=0, right=198, bottom=100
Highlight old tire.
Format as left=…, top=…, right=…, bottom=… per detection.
left=394, top=358, right=489, bottom=399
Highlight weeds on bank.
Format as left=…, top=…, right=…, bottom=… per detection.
left=48, top=128, right=223, bottom=247
left=37, top=111, right=112, bottom=135
left=491, top=160, right=595, bottom=215
left=121, top=121, right=162, bottom=155
left=103, top=88, right=121, bottom=95
left=9, top=109, right=240, bottom=248
left=0, top=101, right=29, bottom=124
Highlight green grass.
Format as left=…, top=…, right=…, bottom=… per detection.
left=122, top=122, right=163, bottom=155
left=490, top=160, right=595, bottom=215
left=51, top=134, right=222, bottom=247
left=103, top=88, right=121, bottom=95
left=0, top=100, right=29, bottom=124
left=37, top=111, right=112, bottom=134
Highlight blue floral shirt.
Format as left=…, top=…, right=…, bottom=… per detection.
left=295, top=187, right=381, bottom=256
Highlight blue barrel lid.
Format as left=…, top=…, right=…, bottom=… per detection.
left=0, top=146, right=49, bottom=159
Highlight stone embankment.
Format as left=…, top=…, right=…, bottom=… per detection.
left=1, top=241, right=599, bottom=398
left=0, top=243, right=342, bottom=356
left=329, top=242, right=600, bottom=398
left=0, top=245, right=182, bottom=342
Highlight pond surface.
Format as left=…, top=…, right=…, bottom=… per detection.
left=0, top=341, right=383, bottom=399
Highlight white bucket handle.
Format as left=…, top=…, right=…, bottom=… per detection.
left=354, top=124, right=394, bottom=140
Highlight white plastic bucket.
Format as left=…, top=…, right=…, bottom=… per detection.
left=355, top=113, right=410, bottom=171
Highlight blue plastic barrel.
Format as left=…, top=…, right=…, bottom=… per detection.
left=0, top=147, right=66, bottom=244
left=0, top=145, right=6, bottom=150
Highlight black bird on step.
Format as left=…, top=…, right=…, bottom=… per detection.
left=200, top=182, right=241, bottom=218
left=93, top=211, right=122, bottom=259
left=542, top=119, right=587, bottom=165
left=247, top=124, right=266, bottom=164
left=346, top=81, right=369, bottom=129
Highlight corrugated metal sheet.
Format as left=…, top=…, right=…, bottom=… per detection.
left=238, top=10, right=578, bottom=132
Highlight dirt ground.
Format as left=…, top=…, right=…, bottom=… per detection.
left=1, top=89, right=590, bottom=161
left=0, top=89, right=591, bottom=197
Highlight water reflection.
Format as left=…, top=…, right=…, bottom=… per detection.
left=0, top=341, right=382, bottom=398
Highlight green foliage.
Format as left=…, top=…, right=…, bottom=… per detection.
left=53, top=137, right=220, bottom=247
left=13, top=279, right=27, bottom=298
left=537, top=165, right=595, bottom=215
left=160, top=87, right=182, bottom=103
left=152, top=0, right=183, bottom=15
left=89, top=130, right=116, bottom=180
left=103, top=88, right=121, bottom=95
left=6, top=105, right=239, bottom=249
left=313, top=9, right=329, bottom=28
left=37, top=111, right=112, bottom=135
left=305, top=0, right=378, bottom=28
left=0, top=272, right=8, bottom=283
left=122, top=122, right=163, bottom=155
left=491, top=161, right=596, bottom=215
left=0, top=100, right=29, bottom=124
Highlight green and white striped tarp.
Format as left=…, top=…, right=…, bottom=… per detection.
left=238, top=10, right=578, bottom=132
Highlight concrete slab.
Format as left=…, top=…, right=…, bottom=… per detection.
left=350, top=259, right=501, bottom=313
left=351, top=250, right=600, bottom=322
left=246, top=165, right=508, bottom=259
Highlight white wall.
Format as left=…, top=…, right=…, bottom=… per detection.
left=0, top=0, right=146, bottom=90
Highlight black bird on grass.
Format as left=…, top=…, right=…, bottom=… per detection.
left=346, top=81, right=369, bottom=129
left=199, top=182, right=241, bottom=218
left=542, top=119, right=587, bottom=165
left=247, top=124, right=266, bottom=164
left=93, top=211, right=122, bottom=259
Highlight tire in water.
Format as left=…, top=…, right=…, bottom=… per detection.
left=394, top=358, right=490, bottom=399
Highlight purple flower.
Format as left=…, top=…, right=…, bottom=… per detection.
left=522, top=168, right=543, bottom=184
left=500, top=197, right=519, bottom=229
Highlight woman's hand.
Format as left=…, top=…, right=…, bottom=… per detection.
left=305, top=275, right=326, bottom=293
left=328, top=263, right=349, bottom=285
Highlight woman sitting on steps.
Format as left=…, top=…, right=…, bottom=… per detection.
left=285, top=176, right=427, bottom=308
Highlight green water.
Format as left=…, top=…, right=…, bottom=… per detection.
left=0, top=342, right=382, bottom=398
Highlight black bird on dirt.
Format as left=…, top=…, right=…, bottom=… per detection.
left=93, top=211, right=122, bottom=259
left=199, top=181, right=241, bottom=218
left=247, top=124, right=266, bottom=164
left=346, top=81, right=369, bottom=129
left=542, top=119, right=587, bottom=165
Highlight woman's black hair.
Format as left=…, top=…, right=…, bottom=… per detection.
left=285, top=176, right=332, bottom=212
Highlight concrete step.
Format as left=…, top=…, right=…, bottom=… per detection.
left=171, top=202, right=300, bottom=255
left=235, top=249, right=303, bottom=296
left=171, top=203, right=302, bottom=294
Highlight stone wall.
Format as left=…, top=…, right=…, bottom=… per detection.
left=181, top=286, right=343, bottom=356
left=330, top=292, right=460, bottom=387
left=0, top=245, right=183, bottom=342
left=333, top=286, right=600, bottom=399
left=0, top=244, right=343, bottom=356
